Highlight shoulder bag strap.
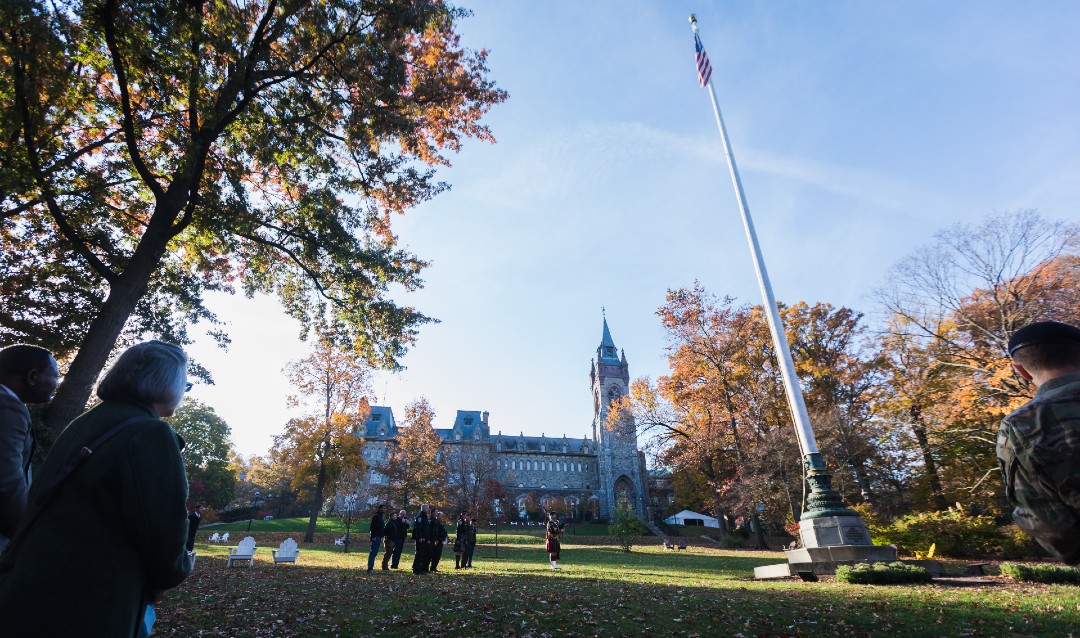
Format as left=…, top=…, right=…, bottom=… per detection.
left=10, top=416, right=154, bottom=544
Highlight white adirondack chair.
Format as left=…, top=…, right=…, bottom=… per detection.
left=208, top=532, right=221, bottom=543
left=226, top=536, right=257, bottom=568
left=272, top=538, right=299, bottom=566
left=220, top=532, right=230, bottom=544
left=334, top=537, right=345, bottom=546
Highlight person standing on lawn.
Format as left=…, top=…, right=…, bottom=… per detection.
left=463, top=515, right=478, bottom=569
left=391, top=509, right=409, bottom=569
left=411, top=504, right=431, bottom=574
left=185, top=503, right=205, bottom=552
left=545, top=510, right=565, bottom=570
left=454, top=512, right=467, bottom=569
left=429, top=510, right=449, bottom=573
left=381, top=510, right=398, bottom=570
left=366, top=503, right=386, bottom=574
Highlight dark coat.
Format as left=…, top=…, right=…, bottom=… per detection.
left=412, top=512, right=431, bottom=542
left=370, top=511, right=385, bottom=538
left=431, top=519, right=448, bottom=546
left=0, top=400, right=192, bottom=637
left=0, top=388, right=34, bottom=547
left=455, top=518, right=467, bottom=551
left=393, top=517, right=410, bottom=543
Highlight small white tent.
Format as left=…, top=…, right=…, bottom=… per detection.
left=663, top=509, right=721, bottom=528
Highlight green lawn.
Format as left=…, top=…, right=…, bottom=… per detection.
left=158, top=534, right=1080, bottom=637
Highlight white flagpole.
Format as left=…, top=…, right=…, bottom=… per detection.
left=689, top=15, right=817, bottom=458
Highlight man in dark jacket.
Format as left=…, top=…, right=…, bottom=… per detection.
left=429, top=510, right=449, bottom=573
left=411, top=504, right=431, bottom=574
left=0, top=344, right=59, bottom=552
left=380, top=510, right=398, bottom=570
left=463, top=515, right=478, bottom=568
left=185, top=504, right=205, bottom=552
left=367, top=504, right=386, bottom=573
left=391, top=509, right=409, bottom=569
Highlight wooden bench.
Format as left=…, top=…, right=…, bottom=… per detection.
left=227, top=536, right=257, bottom=568
left=272, top=538, right=299, bottom=566
left=965, top=562, right=991, bottom=575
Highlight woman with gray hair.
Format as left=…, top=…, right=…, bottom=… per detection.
left=0, top=340, right=194, bottom=637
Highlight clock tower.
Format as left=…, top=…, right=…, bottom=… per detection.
left=590, top=313, right=647, bottom=519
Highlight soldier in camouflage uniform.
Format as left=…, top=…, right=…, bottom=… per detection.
left=997, top=320, right=1080, bottom=565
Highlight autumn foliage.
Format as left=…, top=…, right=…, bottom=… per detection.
left=617, top=210, right=1078, bottom=533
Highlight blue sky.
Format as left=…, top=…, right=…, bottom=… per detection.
left=186, top=1, right=1080, bottom=457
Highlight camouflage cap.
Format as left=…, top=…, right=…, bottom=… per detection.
left=1008, top=320, right=1080, bottom=355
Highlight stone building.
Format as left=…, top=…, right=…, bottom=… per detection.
left=355, top=317, right=649, bottom=521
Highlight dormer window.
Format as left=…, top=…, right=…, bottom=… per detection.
left=604, top=346, right=616, bottom=358
left=464, top=417, right=474, bottom=426
left=372, top=414, right=381, bottom=421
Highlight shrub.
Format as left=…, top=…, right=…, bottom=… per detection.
left=608, top=505, right=648, bottom=552
left=217, top=506, right=258, bottom=523
left=1000, top=563, right=1080, bottom=584
left=835, top=562, right=932, bottom=585
left=868, top=506, right=1019, bottom=558
left=716, top=534, right=747, bottom=549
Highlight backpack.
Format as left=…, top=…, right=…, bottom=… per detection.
left=997, top=376, right=1080, bottom=565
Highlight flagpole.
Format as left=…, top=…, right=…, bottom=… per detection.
left=689, top=14, right=853, bottom=520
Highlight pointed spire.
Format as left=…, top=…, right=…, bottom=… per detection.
left=598, top=311, right=620, bottom=363
left=601, top=316, right=615, bottom=349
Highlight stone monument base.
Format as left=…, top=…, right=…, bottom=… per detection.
left=754, top=514, right=901, bottom=580
left=800, top=514, right=872, bottom=548
left=754, top=544, right=899, bottom=579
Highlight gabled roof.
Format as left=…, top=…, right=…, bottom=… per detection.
left=451, top=410, right=488, bottom=439
left=359, top=406, right=398, bottom=438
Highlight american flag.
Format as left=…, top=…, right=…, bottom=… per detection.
left=694, top=32, right=712, bottom=87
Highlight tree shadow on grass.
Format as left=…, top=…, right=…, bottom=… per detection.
left=158, top=545, right=1079, bottom=638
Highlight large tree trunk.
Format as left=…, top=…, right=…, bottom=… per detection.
left=305, top=459, right=328, bottom=543
left=41, top=237, right=171, bottom=441
left=910, top=407, right=948, bottom=511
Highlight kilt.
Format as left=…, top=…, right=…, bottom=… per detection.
left=546, top=538, right=561, bottom=559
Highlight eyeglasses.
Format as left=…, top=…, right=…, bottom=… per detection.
left=185, top=382, right=194, bottom=392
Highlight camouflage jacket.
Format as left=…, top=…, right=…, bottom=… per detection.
left=997, top=371, right=1080, bottom=565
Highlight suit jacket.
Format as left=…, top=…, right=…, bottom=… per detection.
left=0, top=388, right=34, bottom=549
left=0, top=399, right=192, bottom=637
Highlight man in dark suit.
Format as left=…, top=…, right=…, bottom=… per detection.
left=411, top=504, right=431, bottom=574
left=390, top=509, right=409, bottom=568
left=186, top=504, right=206, bottom=552
left=0, top=345, right=60, bottom=552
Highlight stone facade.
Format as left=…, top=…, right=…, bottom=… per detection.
left=354, top=317, right=649, bottom=521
